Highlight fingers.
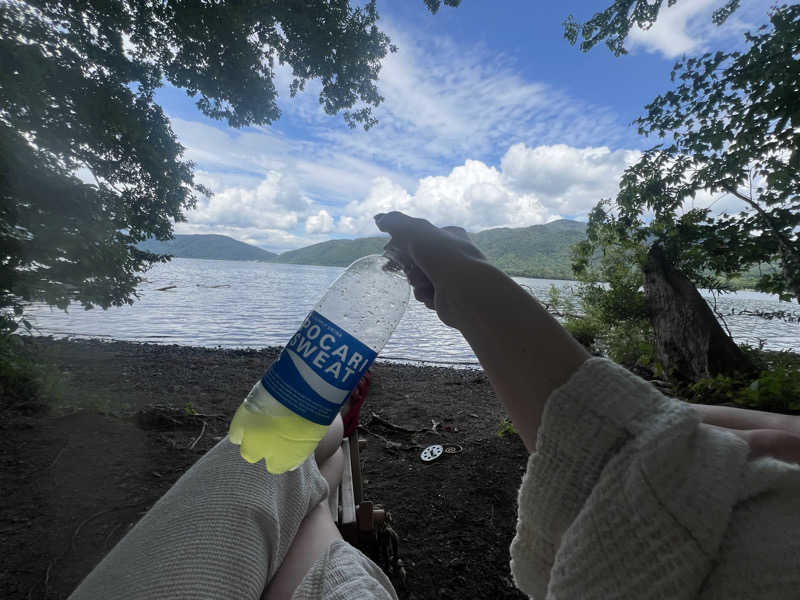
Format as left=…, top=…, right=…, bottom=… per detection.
left=375, top=211, right=480, bottom=272
left=413, top=283, right=435, bottom=308
left=441, top=225, right=470, bottom=241
left=406, top=263, right=430, bottom=288
left=375, top=211, right=442, bottom=281
left=373, top=211, right=479, bottom=314
left=737, top=428, right=800, bottom=464
left=407, top=264, right=435, bottom=307
left=374, top=211, right=436, bottom=239
left=709, top=423, right=800, bottom=465
left=695, top=403, right=792, bottom=433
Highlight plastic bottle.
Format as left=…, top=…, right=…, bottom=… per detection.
left=229, top=254, right=410, bottom=474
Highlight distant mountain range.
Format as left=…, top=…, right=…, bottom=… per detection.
left=138, top=219, right=588, bottom=280
left=138, top=234, right=277, bottom=261
left=277, top=236, right=388, bottom=267
left=469, top=220, right=587, bottom=279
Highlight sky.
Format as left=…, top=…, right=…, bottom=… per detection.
left=156, top=0, right=775, bottom=253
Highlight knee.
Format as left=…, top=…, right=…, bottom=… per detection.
left=318, top=447, right=345, bottom=492
left=314, top=414, right=343, bottom=463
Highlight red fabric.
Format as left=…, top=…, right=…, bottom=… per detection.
left=342, top=370, right=371, bottom=437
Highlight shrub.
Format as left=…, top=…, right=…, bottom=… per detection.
left=0, top=334, right=45, bottom=411
left=738, top=367, right=800, bottom=412
left=563, top=315, right=659, bottom=374
left=599, top=320, right=658, bottom=371
left=564, top=316, right=602, bottom=350
left=546, top=284, right=577, bottom=315
left=687, top=350, right=800, bottom=413
left=686, top=374, right=744, bottom=405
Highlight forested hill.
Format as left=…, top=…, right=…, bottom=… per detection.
left=470, top=219, right=587, bottom=279
left=139, top=220, right=589, bottom=280
left=276, top=237, right=388, bottom=267
left=277, top=220, right=588, bottom=279
left=138, top=234, right=278, bottom=261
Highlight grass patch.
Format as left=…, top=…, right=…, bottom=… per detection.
left=497, top=417, right=517, bottom=437
left=686, top=349, right=800, bottom=413
left=0, top=333, right=49, bottom=413
left=0, top=334, right=130, bottom=416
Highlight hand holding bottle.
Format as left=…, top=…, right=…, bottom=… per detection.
left=375, top=212, right=489, bottom=329
left=376, top=211, right=589, bottom=452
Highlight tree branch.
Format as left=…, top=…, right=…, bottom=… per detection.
left=721, top=184, right=798, bottom=260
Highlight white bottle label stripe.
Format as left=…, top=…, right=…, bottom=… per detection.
left=261, top=310, right=377, bottom=425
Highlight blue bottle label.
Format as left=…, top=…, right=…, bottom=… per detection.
left=262, top=310, right=377, bottom=425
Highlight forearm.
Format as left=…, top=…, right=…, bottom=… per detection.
left=693, top=403, right=800, bottom=435
left=695, top=404, right=800, bottom=464
left=454, top=262, right=589, bottom=451
left=373, top=211, right=589, bottom=451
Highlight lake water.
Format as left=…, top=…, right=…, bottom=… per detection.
left=26, top=258, right=800, bottom=367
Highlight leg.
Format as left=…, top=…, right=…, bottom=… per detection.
left=263, top=415, right=346, bottom=600
left=263, top=412, right=398, bottom=600
left=315, top=410, right=344, bottom=464
left=70, top=436, right=329, bottom=600
left=261, top=485, right=344, bottom=600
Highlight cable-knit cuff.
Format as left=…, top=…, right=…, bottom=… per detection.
left=510, top=358, right=749, bottom=599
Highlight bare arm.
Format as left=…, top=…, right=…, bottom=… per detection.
left=695, top=404, right=800, bottom=464
left=376, top=212, right=589, bottom=451
left=448, top=261, right=589, bottom=451
left=376, top=211, right=800, bottom=465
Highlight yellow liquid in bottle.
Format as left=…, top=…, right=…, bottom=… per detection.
left=228, top=402, right=329, bottom=474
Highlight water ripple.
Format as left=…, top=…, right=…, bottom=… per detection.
left=25, top=258, right=799, bottom=366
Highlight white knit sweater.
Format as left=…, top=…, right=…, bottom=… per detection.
left=510, top=358, right=800, bottom=599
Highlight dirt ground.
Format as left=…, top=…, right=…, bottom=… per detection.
left=1, top=337, right=528, bottom=600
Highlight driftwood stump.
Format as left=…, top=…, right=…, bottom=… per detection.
left=643, top=245, right=754, bottom=382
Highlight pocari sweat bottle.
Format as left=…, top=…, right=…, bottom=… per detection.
left=229, top=254, right=410, bottom=474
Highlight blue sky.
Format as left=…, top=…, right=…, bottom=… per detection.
left=158, top=0, right=774, bottom=252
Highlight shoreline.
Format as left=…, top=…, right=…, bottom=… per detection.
left=135, top=253, right=782, bottom=293
left=25, top=333, right=484, bottom=370
left=4, top=336, right=798, bottom=598
left=3, top=336, right=525, bottom=600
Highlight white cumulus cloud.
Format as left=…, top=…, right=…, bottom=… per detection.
left=189, top=170, right=311, bottom=230
left=163, top=20, right=659, bottom=251
left=178, top=137, right=642, bottom=250
left=305, top=209, right=334, bottom=234
left=338, top=143, right=640, bottom=235
left=501, top=143, right=641, bottom=214
left=627, top=0, right=775, bottom=59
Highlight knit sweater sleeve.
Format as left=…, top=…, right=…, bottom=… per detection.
left=510, top=358, right=800, bottom=600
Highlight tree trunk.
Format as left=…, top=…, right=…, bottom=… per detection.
left=779, top=243, right=800, bottom=302
left=643, top=245, right=755, bottom=382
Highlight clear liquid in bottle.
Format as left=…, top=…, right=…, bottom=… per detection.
left=229, top=254, right=409, bottom=473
